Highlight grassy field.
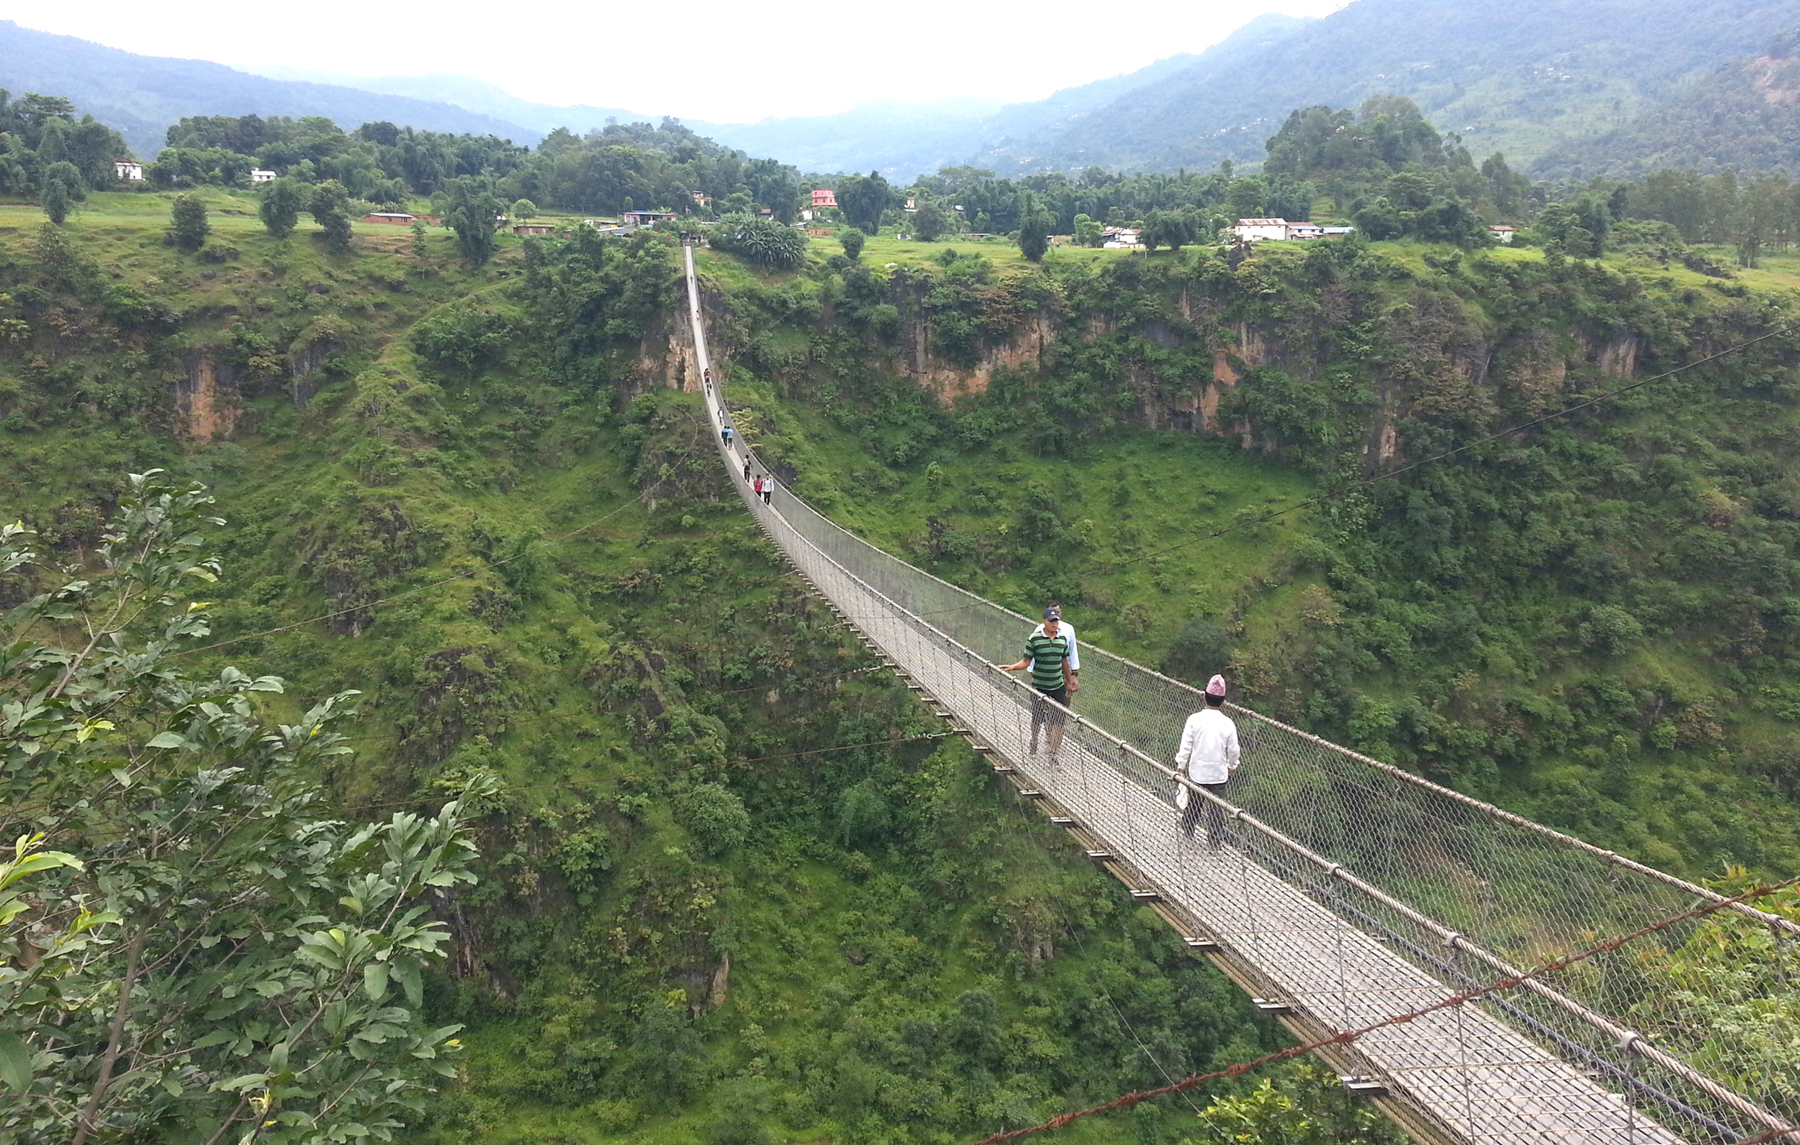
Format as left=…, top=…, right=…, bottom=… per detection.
left=2, top=187, right=579, bottom=261
left=812, top=227, right=1140, bottom=274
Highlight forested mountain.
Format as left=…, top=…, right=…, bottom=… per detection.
left=1534, top=30, right=1800, bottom=180
left=0, top=20, right=542, bottom=159
left=250, top=23, right=1299, bottom=180
left=246, top=66, right=649, bottom=138
left=967, top=0, right=1798, bottom=175
left=6, top=0, right=1799, bottom=182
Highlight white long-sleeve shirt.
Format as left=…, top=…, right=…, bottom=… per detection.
left=1174, top=708, right=1240, bottom=785
left=1029, top=621, right=1079, bottom=671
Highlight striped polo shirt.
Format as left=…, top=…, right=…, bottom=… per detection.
left=1023, top=631, right=1072, bottom=691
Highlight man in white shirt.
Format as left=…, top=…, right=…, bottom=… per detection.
left=1174, top=674, right=1240, bottom=847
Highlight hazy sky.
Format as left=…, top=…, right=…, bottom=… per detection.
left=1, top=0, right=1351, bottom=123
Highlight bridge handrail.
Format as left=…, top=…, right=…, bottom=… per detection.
left=686, top=244, right=1798, bottom=1143
left=767, top=470, right=1797, bottom=937
left=741, top=460, right=1793, bottom=1138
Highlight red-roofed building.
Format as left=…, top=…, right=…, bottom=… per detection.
left=812, top=188, right=837, bottom=209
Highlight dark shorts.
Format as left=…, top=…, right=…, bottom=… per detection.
left=1032, top=685, right=1068, bottom=726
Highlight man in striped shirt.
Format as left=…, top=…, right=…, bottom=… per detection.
left=995, top=607, right=1079, bottom=762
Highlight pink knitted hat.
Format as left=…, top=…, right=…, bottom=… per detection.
left=1205, top=675, right=1227, bottom=697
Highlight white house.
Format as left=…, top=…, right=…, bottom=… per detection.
left=250, top=169, right=277, bottom=184
left=114, top=159, right=144, bottom=181
left=1101, top=226, right=1143, bottom=249
left=1488, top=224, right=1517, bottom=244
left=1234, top=218, right=1291, bottom=242
left=1234, top=218, right=1353, bottom=242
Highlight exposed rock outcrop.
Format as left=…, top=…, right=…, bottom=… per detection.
left=174, top=355, right=239, bottom=442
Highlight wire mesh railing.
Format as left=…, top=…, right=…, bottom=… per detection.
left=683, top=246, right=1799, bottom=1145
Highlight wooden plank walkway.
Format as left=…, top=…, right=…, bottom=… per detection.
left=682, top=246, right=1689, bottom=1145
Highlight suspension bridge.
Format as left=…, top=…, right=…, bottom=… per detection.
left=681, top=245, right=1800, bottom=1145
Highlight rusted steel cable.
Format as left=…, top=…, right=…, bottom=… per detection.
left=966, top=875, right=1800, bottom=1145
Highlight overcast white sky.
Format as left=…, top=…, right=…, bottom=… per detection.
left=2, top=0, right=1350, bottom=123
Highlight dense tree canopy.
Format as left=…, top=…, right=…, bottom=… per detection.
left=445, top=177, right=504, bottom=266
left=0, top=475, right=483, bottom=1144
left=0, top=88, right=132, bottom=215
left=837, top=170, right=896, bottom=234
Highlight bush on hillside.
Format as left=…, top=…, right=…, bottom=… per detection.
left=711, top=213, right=807, bottom=270
left=679, top=783, right=750, bottom=855
left=1161, top=617, right=1233, bottom=687
left=838, top=780, right=892, bottom=847
left=170, top=193, right=209, bottom=250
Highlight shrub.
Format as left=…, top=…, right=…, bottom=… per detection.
left=101, top=284, right=178, bottom=330
left=680, top=783, right=749, bottom=855
left=838, top=780, right=892, bottom=847
left=1579, top=605, right=1644, bottom=655
left=170, top=193, right=209, bottom=251
left=711, top=214, right=808, bottom=269
left=1161, top=616, right=1233, bottom=686
left=412, top=302, right=517, bottom=376
left=704, top=1079, right=777, bottom=1145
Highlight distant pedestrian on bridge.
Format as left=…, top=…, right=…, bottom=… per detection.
left=722, top=425, right=734, bottom=447
left=995, top=607, right=1078, bottom=764
left=1175, top=675, right=1240, bottom=848
left=743, top=458, right=752, bottom=482
left=760, top=474, right=774, bottom=504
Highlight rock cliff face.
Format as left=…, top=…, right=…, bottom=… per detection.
left=910, top=310, right=1055, bottom=404
left=175, top=355, right=240, bottom=442
left=685, top=254, right=1672, bottom=479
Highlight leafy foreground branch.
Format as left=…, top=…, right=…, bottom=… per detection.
left=0, top=471, right=489, bottom=1145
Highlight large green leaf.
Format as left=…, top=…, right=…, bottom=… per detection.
left=0, top=1030, right=32, bottom=1091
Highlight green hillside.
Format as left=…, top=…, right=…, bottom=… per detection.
left=4, top=176, right=1799, bottom=1141
left=0, top=194, right=1391, bottom=1143
left=0, top=19, right=539, bottom=159
left=970, top=0, right=1797, bottom=176
left=1535, top=30, right=1800, bottom=180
